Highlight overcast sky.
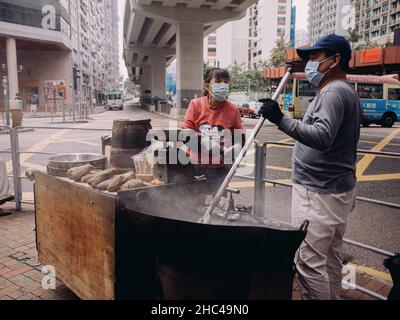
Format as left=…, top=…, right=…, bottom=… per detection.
left=118, top=0, right=310, bottom=80
left=294, top=0, right=309, bottom=31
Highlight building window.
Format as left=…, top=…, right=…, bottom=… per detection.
left=208, top=47, right=216, bottom=57
left=278, top=5, right=286, bottom=14
left=60, top=17, right=71, bottom=37
left=277, top=17, right=286, bottom=25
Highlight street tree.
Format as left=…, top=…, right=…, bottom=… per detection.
left=265, top=38, right=292, bottom=68
left=347, top=28, right=361, bottom=50
left=356, top=39, right=379, bottom=50
left=124, top=79, right=137, bottom=97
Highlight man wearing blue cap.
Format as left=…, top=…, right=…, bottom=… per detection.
left=259, top=34, right=362, bottom=300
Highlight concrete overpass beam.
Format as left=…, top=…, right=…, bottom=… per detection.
left=131, top=2, right=245, bottom=24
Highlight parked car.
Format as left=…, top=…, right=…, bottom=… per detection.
left=239, top=101, right=263, bottom=118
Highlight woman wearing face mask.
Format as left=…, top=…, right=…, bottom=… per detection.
left=182, top=68, right=244, bottom=193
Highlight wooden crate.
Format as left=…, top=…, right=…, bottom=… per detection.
left=34, top=172, right=117, bottom=300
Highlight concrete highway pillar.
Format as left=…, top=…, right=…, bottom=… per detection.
left=151, top=53, right=167, bottom=101
left=6, top=37, right=19, bottom=100
left=142, top=64, right=152, bottom=103
left=174, top=22, right=204, bottom=117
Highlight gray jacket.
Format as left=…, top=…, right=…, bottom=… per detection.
left=279, top=80, right=362, bottom=194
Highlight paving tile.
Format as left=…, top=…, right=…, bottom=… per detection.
left=0, top=284, right=19, bottom=298
left=0, top=277, right=13, bottom=290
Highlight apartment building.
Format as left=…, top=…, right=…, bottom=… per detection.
left=351, top=0, right=400, bottom=46
left=0, top=0, right=74, bottom=110
left=203, top=0, right=293, bottom=70
left=308, top=0, right=351, bottom=45
left=203, top=15, right=249, bottom=70
left=0, top=0, right=120, bottom=111
left=104, top=0, right=121, bottom=92
left=204, top=32, right=218, bottom=68
left=248, top=0, right=292, bottom=69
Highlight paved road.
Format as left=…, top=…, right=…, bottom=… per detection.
left=0, top=102, right=399, bottom=277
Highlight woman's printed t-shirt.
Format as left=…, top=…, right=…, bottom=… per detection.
left=182, top=96, right=244, bottom=168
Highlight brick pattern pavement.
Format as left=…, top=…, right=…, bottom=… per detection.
left=0, top=204, right=78, bottom=300
left=0, top=203, right=393, bottom=300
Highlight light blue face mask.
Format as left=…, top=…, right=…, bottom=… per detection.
left=305, top=56, right=334, bottom=87
left=211, top=83, right=230, bottom=101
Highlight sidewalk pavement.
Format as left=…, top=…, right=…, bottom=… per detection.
left=0, top=202, right=392, bottom=300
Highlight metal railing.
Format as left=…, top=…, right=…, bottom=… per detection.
left=239, top=141, right=400, bottom=212
left=233, top=140, right=399, bottom=300
left=1, top=124, right=111, bottom=209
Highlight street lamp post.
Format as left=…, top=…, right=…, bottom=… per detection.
left=70, top=81, right=75, bottom=123
left=1, top=64, right=10, bottom=126
left=52, top=81, right=57, bottom=124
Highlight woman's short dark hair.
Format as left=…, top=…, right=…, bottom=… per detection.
left=203, top=68, right=231, bottom=96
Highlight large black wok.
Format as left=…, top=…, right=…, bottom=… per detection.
left=117, top=181, right=307, bottom=300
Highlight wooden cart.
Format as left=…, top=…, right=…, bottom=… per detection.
left=35, top=172, right=116, bottom=299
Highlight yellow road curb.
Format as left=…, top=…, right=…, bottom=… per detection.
left=350, top=263, right=392, bottom=284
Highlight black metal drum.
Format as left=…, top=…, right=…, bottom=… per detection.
left=117, top=182, right=307, bottom=300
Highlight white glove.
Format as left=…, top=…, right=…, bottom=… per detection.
left=201, top=136, right=221, bottom=154
left=223, top=143, right=242, bottom=163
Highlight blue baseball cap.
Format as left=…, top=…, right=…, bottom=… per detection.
left=297, top=34, right=352, bottom=61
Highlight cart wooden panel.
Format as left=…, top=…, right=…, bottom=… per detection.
left=34, top=172, right=116, bottom=300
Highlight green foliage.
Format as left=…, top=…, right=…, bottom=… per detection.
left=346, top=28, right=361, bottom=50
left=355, top=39, right=380, bottom=50
left=227, top=65, right=266, bottom=93
left=124, top=79, right=137, bottom=96
left=265, top=38, right=291, bottom=68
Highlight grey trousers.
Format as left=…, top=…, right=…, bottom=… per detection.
left=291, top=183, right=357, bottom=300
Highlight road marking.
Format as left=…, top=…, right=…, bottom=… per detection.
left=6, top=129, right=71, bottom=174
left=358, top=152, right=400, bottom=159
left=52, top=138, right=101, bottom=147
left=358, top=173, right=400, bottom=182
left=359, top=139, right=400, bottom=147
left=229, top=179, right=292, bottom=189
left=241, top=162, right=293, bottom=172
left=20, top=162, right=47, bottom=172
left=349, top=263, right=392, bottom=283
left=361, top=133, right=400, bottom=139
left=356, top=128, right=400, bottom=178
